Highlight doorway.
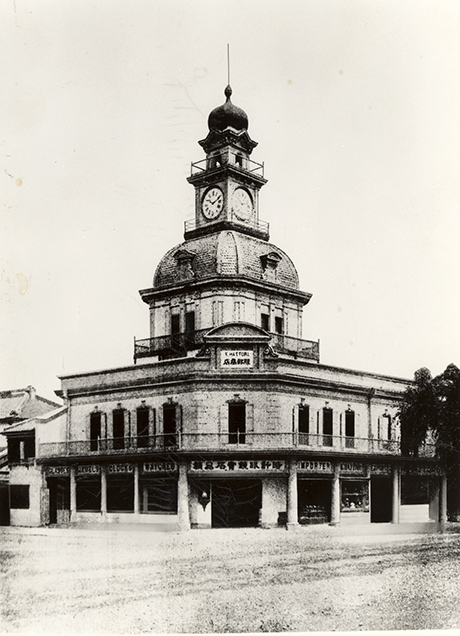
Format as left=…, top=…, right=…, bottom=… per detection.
left=370, top=476, right=392, bottom=522
left=298, top=479, right=331, bottom=524
left=47, top=477, right=70, bottom=524
left=212, top=480, right=261, bottom=528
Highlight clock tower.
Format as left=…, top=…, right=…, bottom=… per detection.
left=186, top=85, right=269, bottom=241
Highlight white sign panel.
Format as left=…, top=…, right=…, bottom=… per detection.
left=220, top=349, right=254, bottom=369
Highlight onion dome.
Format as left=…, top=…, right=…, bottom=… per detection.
left=208, top=85, right=249, bottom=132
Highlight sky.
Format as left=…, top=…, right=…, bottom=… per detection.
left=1, top=0, right=460, bottom=402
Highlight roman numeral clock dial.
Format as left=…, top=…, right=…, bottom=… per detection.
left=202, top=187, right=224, bottom=220
left=232, top=188, right=253, bottom=222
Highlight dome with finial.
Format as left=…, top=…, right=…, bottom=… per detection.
left=208, top=85, right=249, bottom=132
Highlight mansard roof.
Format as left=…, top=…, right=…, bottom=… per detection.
left=152, top=230, right=300, bottom=291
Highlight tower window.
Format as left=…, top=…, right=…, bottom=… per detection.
left=261, top=313, right=270, bottom=332
left=382, top=414, right=392, bottom=440
left=275, top=316, right=283, bottom=334
left=185, top=311, right=195, bottom=334
left=228, top=402, right=246, bottom=444
left=345, top=410, right=355, bottom=448
left=171, top=314, right=180, bottom=334
left=90, top=412, right=102, bottom=452
left=322, top=408, right=333, bottom=447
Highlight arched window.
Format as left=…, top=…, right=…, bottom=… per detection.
left=163, top=402, right=178, bottom=448
left=112, top=408, right=125, bottom=450
left=298, top=404, right=310, bottom=445
left=344, top=409, right=355, bottom=448
left=322, top=408, right=333, bottom=447
left=90, top=411, right=102, bottom=452
left=136, top=405, right=150, bottom=449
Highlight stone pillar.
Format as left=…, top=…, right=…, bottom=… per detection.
left=134, top=464, right=140, bottom=515
left=177, top=461, right=190, bottom=531
left=392, top=465, right=400, bottom=524
left=70, top=466, right=77, bottom=522
left=439, top=473, right=447, bottom=526
left=286, top=459, right=298, bottom=530
left=330, top=463, right=340, bottom=525
left=101, top=466, right=107, bottom=517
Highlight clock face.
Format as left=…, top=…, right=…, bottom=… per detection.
left=232, top=188, right=253, bottom=221
left=202, top=187, right=224, bottom=220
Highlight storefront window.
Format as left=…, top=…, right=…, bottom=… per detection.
left=76, top=476, right=101, bottom=512
left=341, top=480, right=369, bottom=512
left=401, top=475, right=429, bottom=505
left=107, top=474, right=134, bottom=512
left=141, top=478, right=177, bottom=513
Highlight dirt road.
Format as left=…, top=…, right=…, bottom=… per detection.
left=1, top=525, right=460, bottom=633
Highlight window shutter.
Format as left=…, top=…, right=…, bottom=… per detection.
left=219, top=404, right=228, bottom=445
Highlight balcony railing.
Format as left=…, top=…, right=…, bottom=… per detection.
left=190, top=155, right=264, bottom=178
left=184, top=216, right=270, bottom=236
left=134, top=330, right=320, bottom=362
left=38, top=433, right=436, bottom=459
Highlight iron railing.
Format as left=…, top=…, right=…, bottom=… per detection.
left=190, top=154, right=264, bottom=177
left=134, top=330, right=320, bottom=361
left=183, top=216, right=270, bottom=236
left=38, top=433, right=436, bottom=458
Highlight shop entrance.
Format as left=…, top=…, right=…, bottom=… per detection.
left=370, top=476, right=392, bottom=522
left=211, top=480, right=261, bottom=528
left=47, top=477, right=70, bottom=524
left=298, top=479, right=331, bottom=524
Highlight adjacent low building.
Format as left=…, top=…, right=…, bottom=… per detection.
left=4, top=84, right=446, bottom=530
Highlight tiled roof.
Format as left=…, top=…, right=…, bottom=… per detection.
left=0, top=387, right=60, bottom=422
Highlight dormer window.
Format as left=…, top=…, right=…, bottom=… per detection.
left=174, top=249, right=195, bottom=281
left=260, top=252, right=281, bottom=282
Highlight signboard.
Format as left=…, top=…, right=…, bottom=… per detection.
left=370, top=464, right=391, bottom=476
left=107, top=463, right=134, bottom=474
left=77, top=464, right=100, bottom=475
left=220, top=350, right=254, bottom=369
left=142, top=461, right=177, bottom=473
left=297, top=460, right=333, bottom=473
left=189, top=459, right=286, bottom=473
left=339, top=462, right=366, bottom=476
left=45, top=466, right=69, bottom=476
left=402, top=465, right=441, bottom=476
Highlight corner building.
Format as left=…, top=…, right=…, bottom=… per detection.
left=12, top=85, right=445, bottom=529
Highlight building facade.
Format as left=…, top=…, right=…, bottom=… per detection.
left=5, top=85, right=445, bottom=529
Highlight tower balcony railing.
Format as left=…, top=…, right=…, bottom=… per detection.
left=183, top=216, right=269, bottom=236
left=134, top=330, right=320, bottom=362
left=190, top=154, right=264, bottom=177
left=38, top=433, right=436, bottom=459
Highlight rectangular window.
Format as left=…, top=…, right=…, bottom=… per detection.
left=299, top=405, right=310, bottom=445
left=7, top=436, right=35, bottom=464
left=163, top=404, right=177, bottom=448
left=212, top=301, right=224, bottom=326
left=9, top=485, right=30, bottom=509
left=275, top=316, right=283, bottom=334
left=7, top=439, right=21, bottom=464
left=382, top=414, right=392, bottom=440
left=261, top=313, right=270, bottom=332
left=90, top=413, right=102, bottom=452
left=112, top=409, right=125, bottom=450
left=345, top=410, right=355, bottom=448
left=76, top=476, right=101, bottom=512
left=228, top=402, right=246, bottom=444
left=137, top=407, right=150, bottom=449
left=107, top=474, right=134, bottom=513
left=322, top=408, right=333, bottom=447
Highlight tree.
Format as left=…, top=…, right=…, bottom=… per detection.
left=399, top=367, right=437, bottom=456
left=399, top=363, right=460, bottom=519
